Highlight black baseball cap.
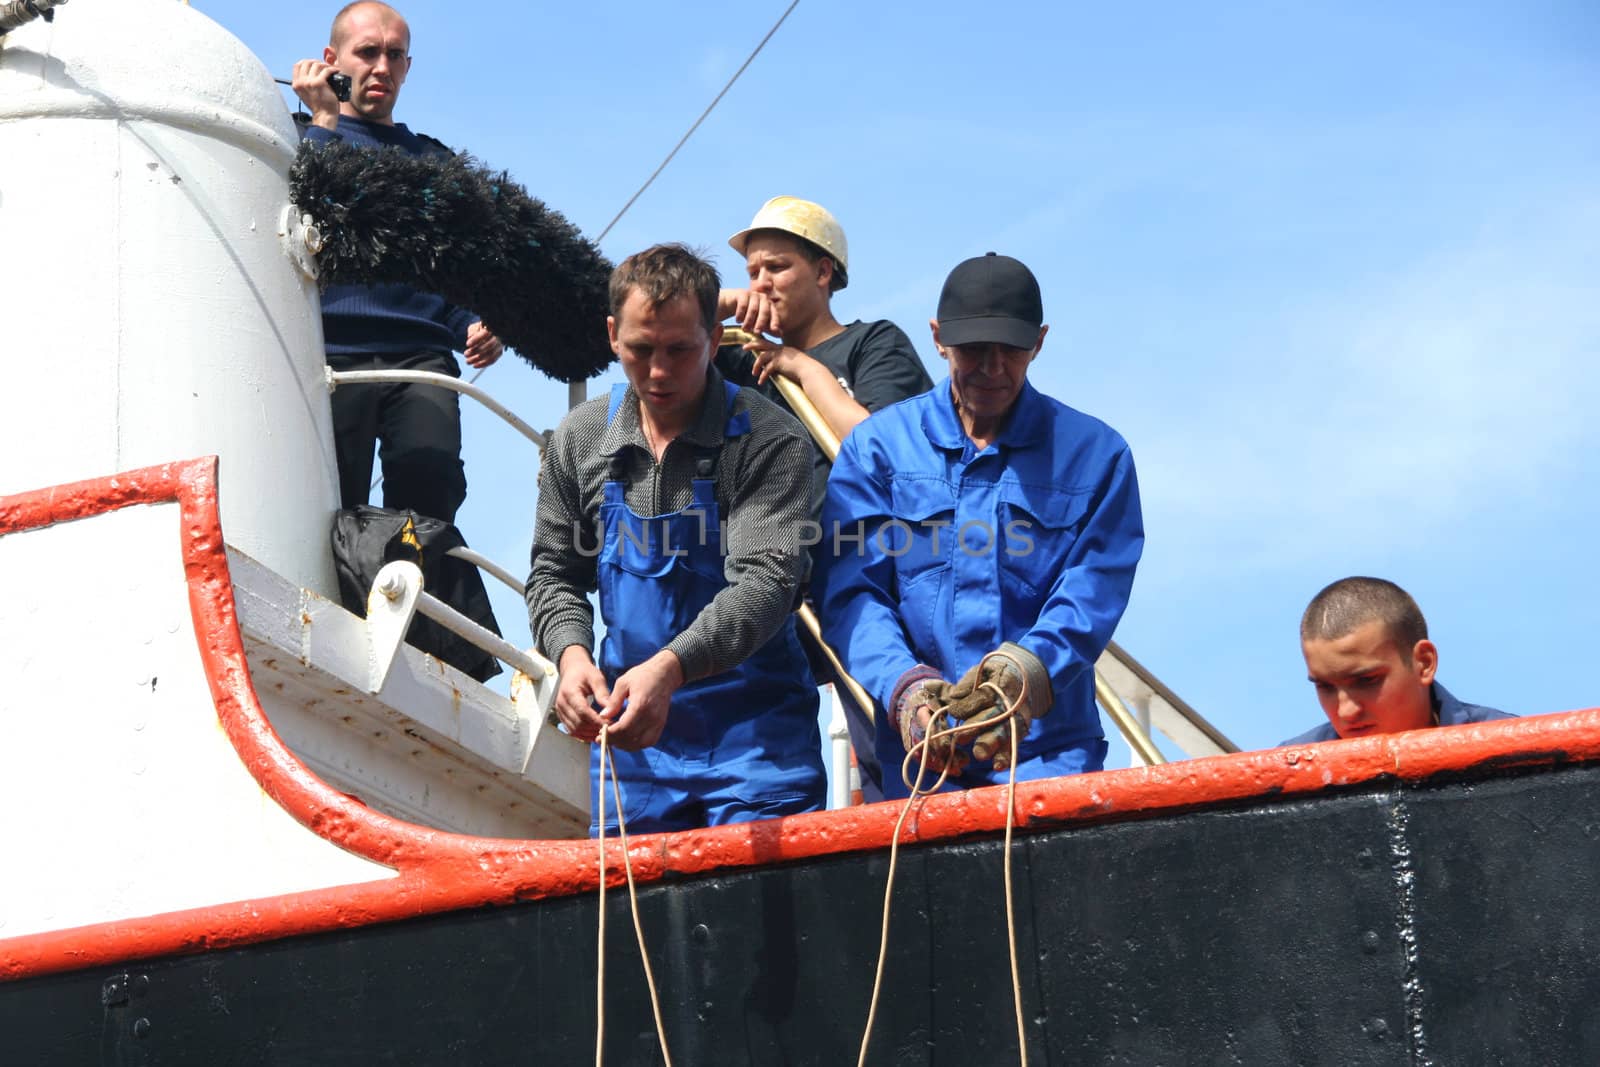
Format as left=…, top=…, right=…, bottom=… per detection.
left=935, top=253, right=1044, bottom=350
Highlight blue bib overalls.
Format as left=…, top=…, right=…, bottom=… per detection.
left=592, top=382, right=825, bottom=835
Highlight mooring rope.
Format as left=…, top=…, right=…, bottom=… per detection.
left=595, top=729, right=674, bottom=1067
left=999, top=690, right=1028, bottom=1066
left=857, top=654, right=1030, bottom=1066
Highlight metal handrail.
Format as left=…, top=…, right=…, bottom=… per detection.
left=721, top=332, right=876, bottom=729
left=370, top=561, right=553, bottom=686
left=327, top=367, right=548, bottom=451
left=723, top=328, right=845, bottom=462
left=328, top=371, right=540, bottom=639
left=446, top=546, right=522, bottom=596
left=797, top=603, right=875, bottom=724
left=1094, top=673, right=1167, bottom=766
left=412, top=589, right=550, bottom=683
left=771, top=376, right=843, bottom=461
left=1102, top=640, right=1238, bottom=755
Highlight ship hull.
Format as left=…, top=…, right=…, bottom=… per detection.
left=2, top=464, right=1596, bottom=1064
left=6, top=758, right=1598, bottom=1065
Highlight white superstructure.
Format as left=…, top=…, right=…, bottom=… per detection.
left=0, top=5, right=590, bottom=942
left=0, top=0, right=338, bottom=596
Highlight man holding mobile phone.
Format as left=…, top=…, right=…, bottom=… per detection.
left=291, top=2, right=502, bottom=525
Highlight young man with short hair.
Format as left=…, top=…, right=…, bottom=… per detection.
left=718, top=196, right=932, bottom=450
left=525, top=244, right=825, bottom=834
left=1283, top=576, right=1514, bottom=744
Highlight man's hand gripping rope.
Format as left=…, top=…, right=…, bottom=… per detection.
left=894, top=643, right=1052, bottom=786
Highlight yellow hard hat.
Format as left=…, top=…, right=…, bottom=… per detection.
left=728, top=196, right=849, bottom=289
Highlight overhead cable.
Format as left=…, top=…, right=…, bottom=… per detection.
left=594, top=0, right=802, bottom=243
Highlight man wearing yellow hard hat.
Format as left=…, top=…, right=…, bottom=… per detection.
left=718, top=196, right=932, bottom=457
left=717, top=196, right=933, bottom=801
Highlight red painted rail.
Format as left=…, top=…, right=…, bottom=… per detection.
left=3, top=457, right=1596, bottom=980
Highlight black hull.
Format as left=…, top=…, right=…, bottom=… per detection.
left=8, top=760, right=1599, bottom=1065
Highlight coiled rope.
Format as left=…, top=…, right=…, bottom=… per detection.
left=595, top=729, right=673, bottom=1067
left=857, top=654, right=1031, bottom=1066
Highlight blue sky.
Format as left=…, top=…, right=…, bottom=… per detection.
left=203, top=0, right=1598, bottom=754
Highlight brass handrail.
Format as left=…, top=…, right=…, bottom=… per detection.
left=1101, top=640, right=1237, bottom=756
left=725, top=328, right=866, bottom=722
left=724, top=327, right=843, bottom=461
left=1094, top=673, right=1167, bottom=766
left=772, top=376, right=842, bottom=462
left=797, top=604, right=875, bottom=724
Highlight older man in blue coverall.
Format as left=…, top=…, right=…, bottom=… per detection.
left=815, top=253, right=1143, bottom=795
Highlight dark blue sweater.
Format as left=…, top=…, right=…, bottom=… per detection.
left=1280, top=682, right=1513, bottom=745
left=302, top=116, right=475, bottom=362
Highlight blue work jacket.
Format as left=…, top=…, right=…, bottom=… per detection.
left=815, top=378, right=1144, bottom=788
left=1280, top=682, right=1514, bottom=745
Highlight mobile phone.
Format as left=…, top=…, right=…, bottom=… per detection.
left=329, top=72, right=352, bottom=102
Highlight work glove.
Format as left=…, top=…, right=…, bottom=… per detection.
left=940, top=642, right=1054, bottom=770
left=890, top=665, right=962, bottom=775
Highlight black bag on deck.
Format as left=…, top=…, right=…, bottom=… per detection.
left=331, top=506, right=503, bottom=682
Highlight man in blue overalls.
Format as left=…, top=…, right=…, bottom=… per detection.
left=525, top=244, right=826, bottom=834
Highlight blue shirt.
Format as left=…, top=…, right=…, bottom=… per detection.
left=815, top=377, right=1144, bottom=779
left=1280, top=681, right=1514, bottom=745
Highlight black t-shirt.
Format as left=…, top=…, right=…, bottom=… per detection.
left=715, top=319, right=934, bottom=510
